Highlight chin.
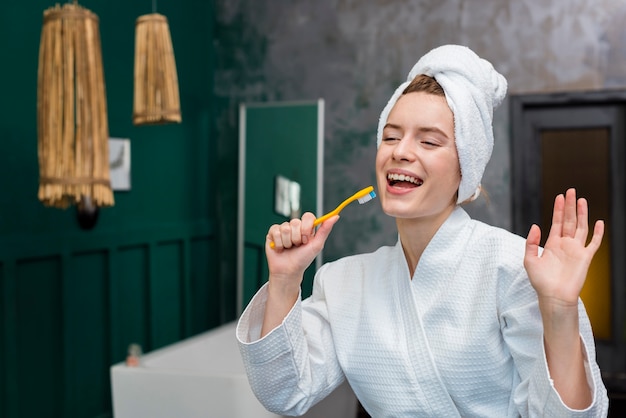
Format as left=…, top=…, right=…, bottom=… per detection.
left=381, top=197, right=457, bottom=221
left=380, top=202, right=415, bottom=219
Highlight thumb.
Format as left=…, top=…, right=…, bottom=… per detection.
left=524, top=224, right=541, bottom=262
left=312, top=215, right=340, bottom=246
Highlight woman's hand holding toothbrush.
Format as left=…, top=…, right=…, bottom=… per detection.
left=261, top=213, right=339, bottom=337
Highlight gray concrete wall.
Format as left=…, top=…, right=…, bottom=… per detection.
left=214, top=0, right=626, bottom=261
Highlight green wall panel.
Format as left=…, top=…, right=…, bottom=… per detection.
left=0, top=262, right=4, bottom=416
left=189, top=237, right=221, bottom=335
left=111, top=246, right=149, bottom=364
left=243, top=103, right=320, bottom=241
left=65, top=251, right=110, bottom=417
left=151, top=241, right=183, bottom=350
left=1, top=262, right=17, bottom=418
left=16, top=258, right=63, bottom=417
left=239, top=101, right=322, bottom=311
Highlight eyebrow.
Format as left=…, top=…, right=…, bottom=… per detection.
left=383, top=123, right=450, bottom=139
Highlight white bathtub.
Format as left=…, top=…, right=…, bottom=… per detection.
left=111, top=321, right=358, bottom=418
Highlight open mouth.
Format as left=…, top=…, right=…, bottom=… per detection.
left=387, top=173, right=424, bottom=188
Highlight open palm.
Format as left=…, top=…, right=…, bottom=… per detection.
left=524, top=189, right=604, bottom=307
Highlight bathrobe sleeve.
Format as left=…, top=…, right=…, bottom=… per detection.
left=236, top=270, right=345, bottom=416
left=499, top=268, right=609, bottom=417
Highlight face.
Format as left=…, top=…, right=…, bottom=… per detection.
left=376, top=91, right=461, bottom=221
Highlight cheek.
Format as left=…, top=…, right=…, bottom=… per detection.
left=445, top=151, right=461, bottom=180
left=448, top=159, right=461, bottom=178
left=430, top=154, right=461, bottom=190
left=446, top=163, right=462, bottom=187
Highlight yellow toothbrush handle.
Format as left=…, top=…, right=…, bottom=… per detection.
left=270, top=186, right=375, bottom=248
left=313, top=210, right=338, bottom=226
left=313, top=185, right=374, bottom=226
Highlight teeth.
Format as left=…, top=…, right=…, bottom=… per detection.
left=387, top=173, right=423, bottom=185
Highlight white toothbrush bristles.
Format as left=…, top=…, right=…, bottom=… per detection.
left=357, top=191, right=376, bottom=204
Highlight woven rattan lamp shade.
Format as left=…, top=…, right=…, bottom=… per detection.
left=37, top=2, right=114, bottom=208
left=133, top=13, right=181, bottom=125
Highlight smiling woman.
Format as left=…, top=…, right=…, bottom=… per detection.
left=236, top=45, right=609, bottom=417
left=377, top=88, right=459, bottom=224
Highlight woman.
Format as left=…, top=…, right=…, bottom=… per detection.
left=236, top=45, right=609, bottom=417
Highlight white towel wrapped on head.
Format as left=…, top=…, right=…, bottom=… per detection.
left=376, top=44, right=507, bottom=203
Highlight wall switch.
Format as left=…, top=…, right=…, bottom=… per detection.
left=274, top=175, right=301, bottom=218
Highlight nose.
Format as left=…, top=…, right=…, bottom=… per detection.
left=391, top=137, right=415, bottom=162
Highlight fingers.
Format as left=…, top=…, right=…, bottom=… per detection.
left=573, top=197, right=590, bottom=242
left=267, top=212, right=317, bottom=250
left=548, top=193, right=565, bottom=238
left=280, top=221, right=299, bottom=248
left=561, top=189, right=577, bottom=238
left=275, top=219, right=304, bottom=249
left=548, top=188, right=604, bottom=250
left=551, top=189, right=591, bottom=240
left=300, top=212, right=316, bottom=245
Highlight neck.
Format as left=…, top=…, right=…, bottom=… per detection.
left=396, top=205, right=456, bottom=277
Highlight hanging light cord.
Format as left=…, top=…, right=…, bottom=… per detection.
left=152, top=0, right=157, bottom=13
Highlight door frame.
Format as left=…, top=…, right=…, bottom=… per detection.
left=510, top=90, right=626, bottom=387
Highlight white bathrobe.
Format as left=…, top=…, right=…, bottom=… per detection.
left=237, top=207, right=609, bottom=417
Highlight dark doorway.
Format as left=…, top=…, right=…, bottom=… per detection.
left=511, top=90, right=626, bottom=414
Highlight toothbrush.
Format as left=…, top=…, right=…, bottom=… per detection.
left=270, top=186, right=376, bottom=249
left=311, top=185, right=376, bottom=226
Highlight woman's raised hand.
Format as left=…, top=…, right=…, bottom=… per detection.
left=524, top=188, right=604, bottom=308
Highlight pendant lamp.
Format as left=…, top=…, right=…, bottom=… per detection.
left=133, top=12, right=181, bottom=125
left=37, top=1, right=114, bottom=210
